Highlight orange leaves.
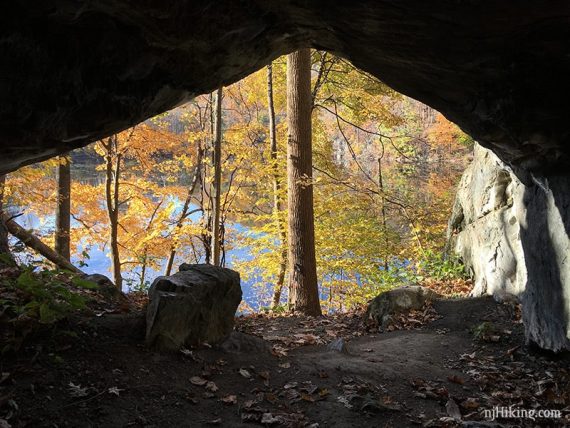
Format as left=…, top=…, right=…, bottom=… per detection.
left=426, top=113, right=473, bottom=153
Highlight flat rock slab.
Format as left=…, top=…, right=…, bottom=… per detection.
left=146, top=264, right=242, bottom=350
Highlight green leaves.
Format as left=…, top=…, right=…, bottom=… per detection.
left=7, top=266, right=90, bottom=329
left=39, top=302, right=59, bottom=324
left=71, top=276, right=99, bottom=290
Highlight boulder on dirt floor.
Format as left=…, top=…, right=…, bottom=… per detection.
left=146, top=264, right=242, bottom=350
left=83, top=273, right=122, bottom=300
left=366, top=286, right=440, bottom=327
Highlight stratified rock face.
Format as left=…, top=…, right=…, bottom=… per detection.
left=1, top=1, right=570, bottom=174
left=366, top=286, right=440, bottom=328
left=146, top=264, right=242, bottom=351
left=449, top=144, right=570, bottom=351
left=448, top=144, right=527, bottom=297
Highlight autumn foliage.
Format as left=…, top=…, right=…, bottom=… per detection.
left=2, top=52, right=473, bottom=312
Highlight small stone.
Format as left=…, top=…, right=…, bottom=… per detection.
left=327, top=338, right=350, bottom=354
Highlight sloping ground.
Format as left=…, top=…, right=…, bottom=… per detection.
left=1, top=297, right=568, bottom=427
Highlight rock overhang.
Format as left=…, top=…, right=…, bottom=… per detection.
left=0, top=0, right=569, bottom=175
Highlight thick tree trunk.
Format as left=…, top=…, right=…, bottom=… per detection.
left=55, top=154, right=71, bottom=261
left=2, top=212, right=82, bottom=273
left=286, top=49, right=321, bottom=316
left=267, top=63, right=288, bottom=309
left=211, top=87, right=223, bottom=266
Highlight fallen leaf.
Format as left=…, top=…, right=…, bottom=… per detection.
left=278, top=362, right=291, bottom=369
left=205, top=381, right=218, bottom=392
left=239, top=368, right=252, bottom=379
left=447, top=375, right=465, bottom=385
left=190, top=376, right=208, bottom=386
left=261, top=413, right=281, bottom=425
left=243, top=399, right=257, bottom=408
left=180, top=348, right=192, bottom=356
left=68, top=382, right=89, bottom=398
left=220, top=395, right=237, bottom=405
left=265, top=392, right=278, bottom=404
left=108, top=386, right=123, bottom=396
left=460, top=398, right=480, bottom=410
left=284, top=382, right=298, bottom=390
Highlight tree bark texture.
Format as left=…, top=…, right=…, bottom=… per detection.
left=286, top=49, right=321, bottom=316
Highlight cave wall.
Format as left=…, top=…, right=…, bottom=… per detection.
left=449, top=144, right=570, bottom=352
left=1, top=1, right=570, bottom=174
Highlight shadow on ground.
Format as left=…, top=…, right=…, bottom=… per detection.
left=2, top=297, right=568, bottom=427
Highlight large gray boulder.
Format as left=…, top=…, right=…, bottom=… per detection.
left=448, top=144, right=570, bottom=352
left=447, top=144, right=526, bottom=297
left=366, top=286, right=440, bottom=327
left=146, top=264, right=242, bottom=350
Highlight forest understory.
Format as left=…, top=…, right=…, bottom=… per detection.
left=1, top=282, right=568, bottom=428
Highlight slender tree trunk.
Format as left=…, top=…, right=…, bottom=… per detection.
left=286, top=49, right=321, bottom=316
left=211, top=87, right=223, bottom=266
left=377, top=157, right=389, bottom=270
left=2, top=212, right=82, bottom=273
left=0, top=174, right=13, bottom=264
left=55, top=154, right=71, bottom=261
left=140, top=250, right=147, bottom=289
left=267, top=63, right=288, bottom=309
left=104, top=137, right=122, bottom=290
left=164, top=144, right=204, bottom=276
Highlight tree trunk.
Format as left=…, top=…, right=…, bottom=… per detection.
left=267, top=63, right=288, bottom=309
left=104, top=137, right=122, bottom=290
left=377, top=157, right=389, bottom=270
left=0, top=174, right=13, bottom=264
left=286, top=49, right=321, bottom=316
left=55, top=154, right=71, bottom=261
left=211, top=87, right=223, bottom=266
left=2, top=212, right=82, bottom=273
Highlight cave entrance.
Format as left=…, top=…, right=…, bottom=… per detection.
left=2, top=51, right=474, bottom=315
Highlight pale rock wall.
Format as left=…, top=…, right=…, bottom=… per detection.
left=448, top=144, right=570, bottom=351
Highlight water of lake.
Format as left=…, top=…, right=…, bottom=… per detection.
left=11, top=206, right=266, bottom=310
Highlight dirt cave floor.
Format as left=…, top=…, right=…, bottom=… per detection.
left=1, top=296, right=569, bottom=427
